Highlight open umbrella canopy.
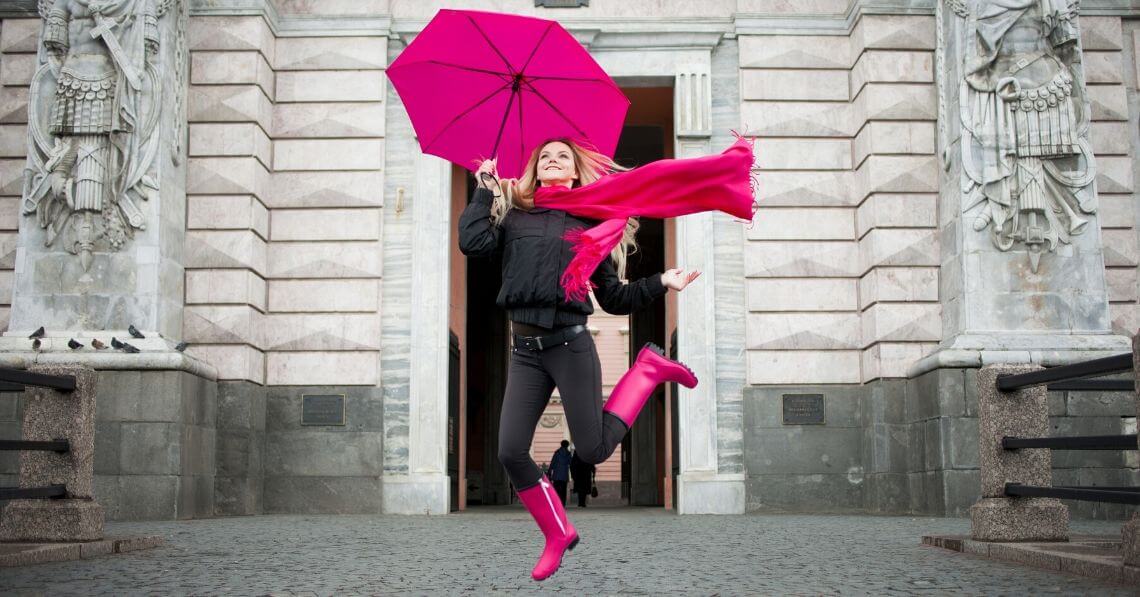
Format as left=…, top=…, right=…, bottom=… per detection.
left=387, top=9, right=629, bottom=179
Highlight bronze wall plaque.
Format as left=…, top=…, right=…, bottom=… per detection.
left=782, top=394, right=824, bottom=425
left=301, top=394, right=346, bottom=426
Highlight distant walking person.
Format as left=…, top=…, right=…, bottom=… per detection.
left=548, top=440, right=572, bottom=504
left=570, top=450, right=595, bottom=508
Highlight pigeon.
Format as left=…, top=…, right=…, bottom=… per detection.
left=110, top=337, right=124, bottom=349
left=174, top=341, right=188, bottom=352
left=120, top=341, right=140, bottom=354
left=68, top=338, right=83, bottom=349
left=28, top=326, right=44, bottom=339
left=128, top=325, right=145, bottom=339
left=32, top=338, right=41, bottom=351
left=91, top=339, right=107, bottom=350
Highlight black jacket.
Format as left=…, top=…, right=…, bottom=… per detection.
left=458, top=187, right=667, bottom=328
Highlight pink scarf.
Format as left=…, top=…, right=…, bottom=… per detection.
left=533, top=136, right=758, bottom=301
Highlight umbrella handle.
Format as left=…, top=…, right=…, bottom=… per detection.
left=478, top=171, right=503, bottom=199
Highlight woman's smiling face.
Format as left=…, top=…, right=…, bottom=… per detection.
left=536, top=141, right=577, bottom=188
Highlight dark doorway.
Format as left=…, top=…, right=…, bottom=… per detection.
left=458, top=174, right=513, bottom=507
left=451, top=86, right=676, bottom=509
left=613, top=86, right=673, bottom=506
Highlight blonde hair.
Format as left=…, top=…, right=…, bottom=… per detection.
left=489, top=138, right=640, bottom=280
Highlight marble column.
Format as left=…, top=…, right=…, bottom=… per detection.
left=673, top=64, right=744, bottom=514
left=911, top=0, right=1130, bottom=377
left=382, top=151, right=450, bottom=515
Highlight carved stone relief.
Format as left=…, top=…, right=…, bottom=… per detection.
left=956, top=0, right=1096, bottom=272
left=22, top=0, right=176, bottom=277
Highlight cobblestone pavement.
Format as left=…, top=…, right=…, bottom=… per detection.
left=0, top=508, right=1134, bottom=595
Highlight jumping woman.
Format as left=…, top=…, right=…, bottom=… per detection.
left=458, top=139, right=702, bottom=581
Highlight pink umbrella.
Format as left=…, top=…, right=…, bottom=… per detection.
left=387, top=9, right=629, bottom=179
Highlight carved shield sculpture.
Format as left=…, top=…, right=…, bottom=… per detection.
left=956, top=0, right=1096, bottom=272
left=21, top=0, right=176, bottom=275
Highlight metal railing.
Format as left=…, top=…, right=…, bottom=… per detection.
left=1005, top=483, right=1140, bottom=506
left=996, top=353, right=1132, bottom=392
left=995, top=352, right=1138, bottom=506
left=1001, top=434, right=1137, bottom=450
left=0, top=367, right=77, bottom=392
left=0, top=485, right=66, bottom=500
left=0, top=367, right=77, bottom=501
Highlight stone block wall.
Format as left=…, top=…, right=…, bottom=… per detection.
left=92, top=371, right=217, bottom=520
left=744, top=385, right=877, bottom=512
left=0, top=18, right=39, bottom=333
left=1049, top=384, right=1139, bottom=520
left=745, top=368, right=1137, bottom=519
left=0, top=389, right=20, bottom=490
left=214, top=381, right=264, bottom=516
left=904, top=369, right=979, bottom=517
left=1108, top=17, right=1140, bottom=336
left=184, top=14, right=385, bottom=387
left=261, top=385, right=382, bottom=514
left=740, top=13, right=941, bottom=387
left=743, top=381, right=918, bottom=515
left=0, top=371, right=217, bottom=522
left=184, top=11, right=387, bottom=513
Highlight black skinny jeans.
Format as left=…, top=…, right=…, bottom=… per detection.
left=499, top=329, right=628, bottom=491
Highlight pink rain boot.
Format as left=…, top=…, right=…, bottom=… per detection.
left=603, top=342, right=698, bottom=428
left=516, top=475, right=579, bottom=581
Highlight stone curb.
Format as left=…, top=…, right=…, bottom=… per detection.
left=923, top=534, right=1139, bottom=587
left=0, top=535, right=163, bottom=567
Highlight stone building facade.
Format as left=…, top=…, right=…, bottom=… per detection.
left=0, top=0, right=1136, bottom=520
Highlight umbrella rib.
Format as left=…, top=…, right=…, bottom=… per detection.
left=421, top=60, right=512, bottom=80
left=517, top=86, right=525, bottom=172
left=422, top=80, right=513, bottom=153
left=521, top=80, right=589, bottom=140
left=490, top=88, right=518, bottom=160
left=518, top=23, right=555, bottom=74
left=463, top=13, right=515, bottom=75
left=525, top=74, right=615, bottom=83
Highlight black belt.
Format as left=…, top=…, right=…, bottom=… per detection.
left=513, top=324, right=587, bottom=351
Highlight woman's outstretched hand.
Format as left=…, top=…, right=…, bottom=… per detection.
left=661, top=268, right=701, bottom=291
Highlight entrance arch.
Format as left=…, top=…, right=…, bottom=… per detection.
left=407, top=28, right=745, bottom=515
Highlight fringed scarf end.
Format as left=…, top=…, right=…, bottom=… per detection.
left=730, top=128, right=758, bottom=150
left=560, top=219, right=626, bottom=303
left=730, top=129, right=761, bottom=225
left=560, top=273, right=596, bottom=303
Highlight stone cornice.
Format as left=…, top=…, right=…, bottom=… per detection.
left=390, top=17, right=731, bottom=49
left=2, top=1, right=1134, bottom=32
left=734, top=0, right=1140, bottom=36
left=735, top=1, right=935, bottom=36
left=0, top=0, right=34, bottom=17
left=191, top=0, right=390, bottom=37
left=0, top=0, right=391, bottom=35
left=1082, top=0, right=1140, bottom=16
left=583, top=29, right=727, bottom=50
